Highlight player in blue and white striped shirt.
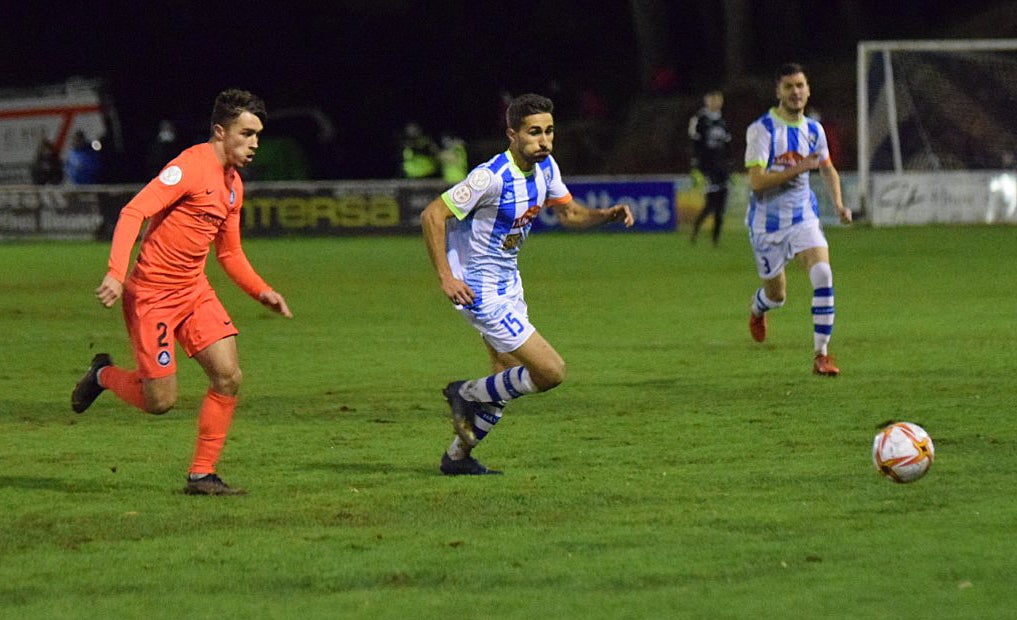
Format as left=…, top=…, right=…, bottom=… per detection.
left=744, top=63, right=853, bottom=376
left=422, top=93, right=634, bottom=475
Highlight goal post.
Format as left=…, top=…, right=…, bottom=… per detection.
left=857, top=39, right=1017, bottom=224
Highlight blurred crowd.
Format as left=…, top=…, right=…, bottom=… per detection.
left=31, top=130, right=103, bottom=186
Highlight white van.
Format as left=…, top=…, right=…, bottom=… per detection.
left=0, top=77, right=120, bottom=185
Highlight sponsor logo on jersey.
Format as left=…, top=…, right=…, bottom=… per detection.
left=467, top=169, right=492, bottom=191
left=511, top=204, right=541, bottom=229
left=775, top=152, right=804, bottom=167
left=199, top=212, right=225, bottom=226
left=159, top=165, right=183, bottom=186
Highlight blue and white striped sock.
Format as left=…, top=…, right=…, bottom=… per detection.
left=472, top=403, right=504, bottom=442
left=448, top=403, right=503, bottom=459
left=751, top=287, right=784, bottom=316
left=460, top=367, right=537, bottom=403
left=810, top=262, right=835, bottom=355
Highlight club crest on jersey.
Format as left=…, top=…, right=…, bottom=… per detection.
left=503, top=233, right=523, bottom=250
left=467, top=169, right=492, bottom=191
left=157, top=350, right=172, bottom=367
left=229, top=189, right=236, bottom=205
left=158, top=165, right=182, bottom=186
left=451, top=184, right=473, bottom=205
left=543, top=168, right=552, bottom=184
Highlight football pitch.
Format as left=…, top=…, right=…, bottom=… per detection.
left=1, top=225, right=1015, bottom=618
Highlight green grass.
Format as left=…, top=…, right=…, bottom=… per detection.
left=2, top=225, right=1016, bottom=619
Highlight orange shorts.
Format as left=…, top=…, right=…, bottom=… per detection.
left=122, top=279, right=239, bottom=379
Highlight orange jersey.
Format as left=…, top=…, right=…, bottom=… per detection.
left=107, top=142, right=268, bottom=298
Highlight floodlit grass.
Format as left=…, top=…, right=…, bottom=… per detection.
left=1, top=225, right=1016, bottom=618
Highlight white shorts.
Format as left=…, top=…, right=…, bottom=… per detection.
left=749, top=219, right=828, bottom=278
left=459, top=291, right=536, bottom=353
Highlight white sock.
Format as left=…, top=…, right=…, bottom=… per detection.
left=447, top=436, right=469, bottom=460
left=810, top=262, right=835, bottom=355
left=751, top=287, right=784, bottom=316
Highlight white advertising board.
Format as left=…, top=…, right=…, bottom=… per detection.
left=870, top=171, right=1017, bottom=226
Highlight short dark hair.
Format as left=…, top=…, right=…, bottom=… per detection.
left=776, top=63, right=806, bottom=82
left=506, top=93, right=553, bottom=130
left=211, top=89, right=266, bottom=131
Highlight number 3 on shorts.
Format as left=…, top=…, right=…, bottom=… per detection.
left=500, top=312, right=524, bottom=337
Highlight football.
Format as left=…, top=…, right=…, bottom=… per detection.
left=872, top=421, right=934, bottom=483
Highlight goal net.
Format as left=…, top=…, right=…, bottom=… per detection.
left=857, top=40, right=1017, bottom=225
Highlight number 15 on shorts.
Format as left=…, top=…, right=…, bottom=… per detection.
left=500, top=312, right=524, bottom=337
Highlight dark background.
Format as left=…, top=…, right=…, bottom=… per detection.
left=4, top=1, right=1014, bottom=181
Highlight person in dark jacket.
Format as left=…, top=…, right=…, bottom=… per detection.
left=688, top=89, right=732, bottom=246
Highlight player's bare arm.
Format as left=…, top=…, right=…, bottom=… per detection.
left=421, top=197, right=476, bottom=306
left=94, top=274, right=124, bottom=308
left=747, top=154, right=823, bottom=193
left=820, top=163, right=853, bottom=224
left=553, top=200, right=635, bottom=228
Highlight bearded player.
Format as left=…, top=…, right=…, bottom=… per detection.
left=744, top=63, right=852, bottom=376
left=422, top=93, right=634, bottom=475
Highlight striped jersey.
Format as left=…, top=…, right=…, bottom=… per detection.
left=440, top=150, right=572, bottom=306
left=744, top=108, right=830, bottom=234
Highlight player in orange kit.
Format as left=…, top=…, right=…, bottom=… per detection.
left=71, top=89, right=292, bottom=495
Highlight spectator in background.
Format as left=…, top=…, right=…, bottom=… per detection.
left=688, top=89, right=732, bottom=246
left=146, top=120, right=185, bottom=179
left=438, top=134, right=468, bottom=183
left=31, top=137, right=63, bottom=185
left=401, top=122, right=439, bottom=179
left=64, top=130, right=102, bottom=184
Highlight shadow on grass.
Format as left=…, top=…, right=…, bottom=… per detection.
left=304, top=460, right=445, bottom=477
left=0, top=475, right=167, bottom=494
left=0, top=475, right=105, bottom=493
